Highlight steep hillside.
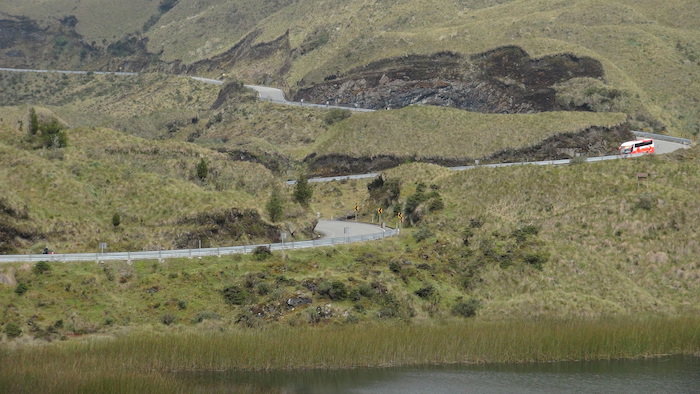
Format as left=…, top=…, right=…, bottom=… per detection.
left=307, top=106, right=630, bottom=175
left=0, top=116, right=297, bottom=253
left=2, top=0, right=699, bottom=135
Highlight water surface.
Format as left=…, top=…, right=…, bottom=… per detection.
left=178, top=355, right=699, bottom=393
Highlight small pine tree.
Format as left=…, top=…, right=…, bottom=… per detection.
left=29, top=108, right=39, bottom=136
left=112, top=212, right=121, bottom=228
left=266, top=188, right=284, bottom=222
left=293, top=174, right=313, bottom=207
left=196, top=158, right=208, bottom=181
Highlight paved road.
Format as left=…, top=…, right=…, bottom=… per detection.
left=244, top=84, right=287, bottom=101
left=315, top=220, right=389, bottom=239
left=0, top=220, right=396, bottom=264
left=287, top=138, right=691, bottom=185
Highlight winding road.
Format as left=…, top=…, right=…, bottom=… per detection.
left=0, top=220, right=397, bottom=263
left=0, top=67, right=693, bottom=262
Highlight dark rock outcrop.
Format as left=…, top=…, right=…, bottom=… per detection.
left=172, top=208, right=280, bottom=249
left=293, top=47, right=604, bottom=114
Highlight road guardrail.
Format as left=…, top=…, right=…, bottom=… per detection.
left=632, top=131, right=692, bottom=146
left=0, top=227, right=398, bottom=264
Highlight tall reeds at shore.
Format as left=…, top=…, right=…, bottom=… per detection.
left=1, top=317, right=698, bottom=392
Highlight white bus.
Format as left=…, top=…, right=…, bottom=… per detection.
left=618, top=138, right=654, bottom=155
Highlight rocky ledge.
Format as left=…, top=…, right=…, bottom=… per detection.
left=293, top=46, right=604, bottom=113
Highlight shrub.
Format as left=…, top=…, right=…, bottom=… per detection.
left=37, top=119, right=68, bottom=148
left=328, top=281, right=348, bottom=300
left=162, top=314, right=176, bottom=326
left=177, top=300, right=188, bottom=310
left=192, top=311, right=221, bottom=323
left=377, top=293, right=402, bottom=319
left=452, top=298, right=482, bottom=318
left=15, top=283, right=28, bottom=296
left=357, top=283, right=374, bottom=298
left=318, top=280, right=347, bottom=301
left=4, top=322, right=22, bottom=339
left=414, top=285, right=435, bottom=299
left=349, top=288, right=361, bottom=301
left=511, top=225, right=540, bottom=243
left=469, top=218, right=484, bottom=228
left=388, top=261, right=401, bottom=273
left=222, top=285, right=248, bottom=305
left=427, top=196, right=444, bottom=212
left=323, top=108, right=351, bottom=125
left=256, top=282, right=272, bottom=296
left=307, top=308, right=321, bottom=324
left=524, top=251, right=549, bottom=270
left=368, top=175, right=401, bottom=207
left=252, top=246, right=272, bottom=261
left=636, top=193, right=657, bottom=211
left=33, top=261, right=51, bottom=275
left=112, top=212, right=121, bottom=228
left=462, top=228, right=475, bottom=246
left=413, top=227, right=434, bottom=243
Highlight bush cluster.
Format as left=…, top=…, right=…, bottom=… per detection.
left=4, top=323, right=22, bottom=339
left=452, top=298, right=482, bottom=318
left=318, top=280, right=348, bottom=301
left=222, top=285, right=248, bottom=305
left=33, top=261, right=51, bottom=275
left=323, top=108, right=351, bottom=125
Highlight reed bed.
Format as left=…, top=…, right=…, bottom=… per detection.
left=1, top=317, right=698, bottom=392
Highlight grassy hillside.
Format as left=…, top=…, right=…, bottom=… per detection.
left=1, top=147, right=698, bottom=330
left=254, top=0, right=699, bottom=135
left=2, top=1, right=698, bottom=135
left=0, top=0, right=159, bottom=44
left=314, top=106, right=627, bottom=160
left=2, top=71, right=635, bottom=174
left=0, top=118, right=289, bottom=253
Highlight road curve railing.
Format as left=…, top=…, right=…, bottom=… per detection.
left=286, top=151, right=679, bottom=185
left=0, top=226, right=398, bottom=264
left=631, top=131, right=692, bottom=146
left=257, top=97, right=376, bottom=113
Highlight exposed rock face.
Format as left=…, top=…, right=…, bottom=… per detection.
left=172, top=208, right=280, bottom=249
left=293, top=47, right=604, bottom=113
left=287, top=297, right=312, bottom=307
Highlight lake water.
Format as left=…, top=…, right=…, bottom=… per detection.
left=177, top=355, right=699, bottom=393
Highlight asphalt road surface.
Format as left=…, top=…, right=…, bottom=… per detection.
left=315, top=220, right=389, bottom=239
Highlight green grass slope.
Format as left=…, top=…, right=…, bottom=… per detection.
left=2, top=0, right=698, bottom=135
left=1, top=0, right=159, bottom=43
left=0, top=119, right=283, bottom=253
left=313, top=106, right=627, bottom=160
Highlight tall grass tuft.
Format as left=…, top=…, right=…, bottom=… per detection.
left=1, top=317, right=697, bottom=392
